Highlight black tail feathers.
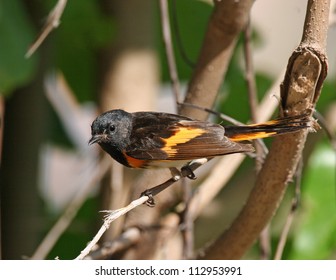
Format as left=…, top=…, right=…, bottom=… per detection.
left=225, top=114, right=315, bottom=141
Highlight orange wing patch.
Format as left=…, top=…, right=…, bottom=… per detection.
left=229, top=131, right=277, bottom=141
left=161, top=127, right=205, bottom=156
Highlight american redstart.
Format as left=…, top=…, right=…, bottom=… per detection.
left=89, top=109, right=311, bottom=171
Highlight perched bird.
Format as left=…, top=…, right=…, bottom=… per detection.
left=89, top=109, right=310, bottom=171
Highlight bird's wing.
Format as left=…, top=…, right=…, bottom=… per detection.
left=126, top=117, right=254, bottom=161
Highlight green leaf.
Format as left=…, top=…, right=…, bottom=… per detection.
left=289, top=142, right=336, bottom=259
left=55, top=0, right=115, bottom=102
left=0, top=0, right=37, bottom=94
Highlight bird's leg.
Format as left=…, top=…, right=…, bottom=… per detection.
left=181, top=165, right=197, bottom=180
left=140, top=170, right=181, bottom=207
left=181, top=158, right=209, bottom=180
left=140, top=159, right=209, bottom=207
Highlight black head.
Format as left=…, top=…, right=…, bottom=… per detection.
left=89, top=109, right=133, bottom=150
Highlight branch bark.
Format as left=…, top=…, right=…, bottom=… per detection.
left=201, top=0, right=329, bottom=260
left=180, top=0, right=254, bottom=120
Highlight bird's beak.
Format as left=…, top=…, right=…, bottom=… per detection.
left=88, top=134, right=102, bottom=145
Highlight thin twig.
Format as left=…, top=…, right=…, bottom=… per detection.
left=313, top=110, right=336, bottom=150
left=85, top=227, right=141, bottom=260
left=75, top=159, right=208, bottom=260
left=242, top=18, right=267, bottom=167
left=159, top=0, right=182, bottom=104
left=75, top=196, right=149, bottom=260
left=180, top=102, right=245, bottom=125
left=243, top=16, right=269, bottom=259
left=181, top=179, right=194, bottom=259
left=274, top=158, right=303, bottom=260
left=31, top=157, right=111, bottom=260
left=26, top=0, right=68, bottom=58
left=160, top=0, right=193, bottom=257
left=171, top=0, right=195, bottom=68
left=259, top=227, right=271, bottom=260
left=243, top=18, right=258, bottom=124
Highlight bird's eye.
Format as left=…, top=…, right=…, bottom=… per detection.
left=109, top=124, right=116, bottom=132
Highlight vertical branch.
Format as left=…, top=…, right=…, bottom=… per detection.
left=159, top=0, right=182, bottom=105
left=274, top=159, right=303, bottom=260
left=159, top=0, right=193, bottom=258
left=243, top=19, right=258, bottom=124
left=171, top=0, right=195, bottom=68
left=243, top=18, right=266, bottom=169
left=180, top=0, right=255, bottom=120
left=201, top=0, right=330, bottom=260
left=181, top=183, right=194, bottom=259
left=243, top=18, right=270, bottom=259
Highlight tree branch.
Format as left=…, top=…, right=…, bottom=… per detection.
left=180, top=0, right=254, bottom=120
left=201, top=0, right=330, bottom=260
left=75, top=160, right=208, bottom=259
left=26, top=0, right=67, bottom=58
left=159, top=0, right=182, bottom=104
